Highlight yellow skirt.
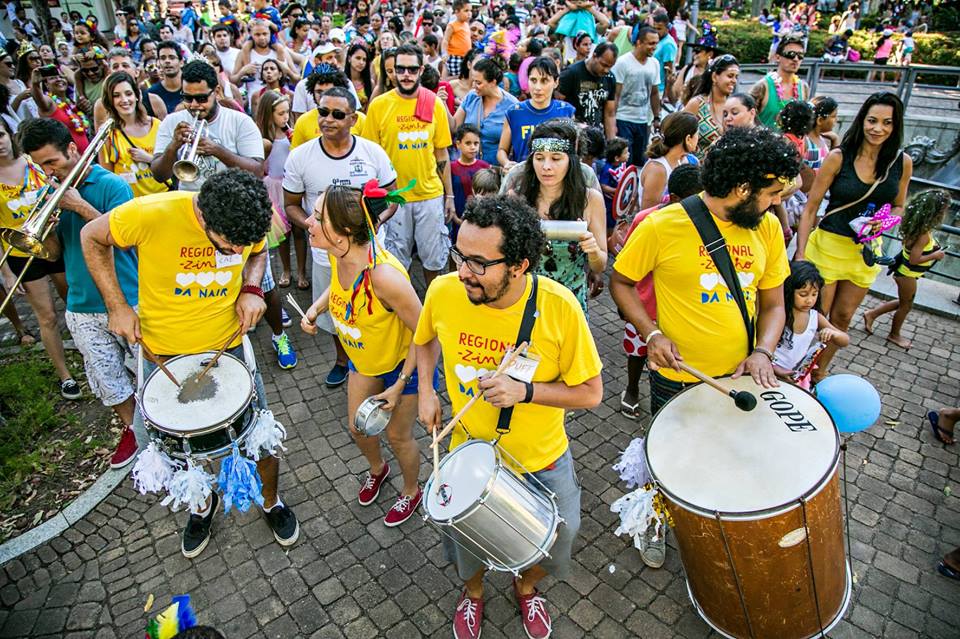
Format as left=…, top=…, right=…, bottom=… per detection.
left=805, top=228, right=881, bottom=289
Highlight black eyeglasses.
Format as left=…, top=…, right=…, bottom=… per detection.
left=181, top=90, right=213, bottom=103
left=781, top=51, right=804, bottom=61
left=395, top=64, right=420, bottom=75
left=449, top=246, right=507, bottom=275
left=317, top=107, right=350, bottom=120
left=80, top=65, right=101, bottom=74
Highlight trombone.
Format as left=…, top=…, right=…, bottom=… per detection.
left=173, top=112, right=206, bottom=183
left=0, top=119, right=115, bottom=316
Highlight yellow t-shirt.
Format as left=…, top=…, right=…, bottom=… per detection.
left=613, top=200, right=790, bottom=382
left=414, top=273, right=602, bottom=472
left=0, top=160, right=47, bottom=258
left=109, top=191, right=266, bottom=355
left=105, top=119, right=169, bottom=198
left=361, top=90, right=452, bottom=202
left=329, top=248, right=412, bottom=376
left=291, top=109, right=367, bottom=149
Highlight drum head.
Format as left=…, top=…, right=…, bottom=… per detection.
left=140, top=352, right=253, bottom=434
left=646, top=378, right=838, bottom=517
left=425, top=440, right=497, bottom=520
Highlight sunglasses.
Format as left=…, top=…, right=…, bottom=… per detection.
left=395, top=64, right=420, bottom=75
left=317, top=107, right=350, bottom=120
left=81, top=65, right=101, bottom=74
left=181, top=90, right=214, bottom=103
left=781, top=51, right=804, bottom=61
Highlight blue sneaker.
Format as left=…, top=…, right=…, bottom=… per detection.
left=325, top=363, right=348, bottom=387
left=272, top=333, right=298, bottom=369
left=281, top=308, right=292, bottom=328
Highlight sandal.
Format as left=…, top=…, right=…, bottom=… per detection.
left=937, top=560, right=960, bottom=581
left=620, top=391, right=640, bottom=420
left=927, top=410, right=955, bottom=446
left=277, top=273, right=291, bottom=288
left=296, top=276, right=310, bottom=291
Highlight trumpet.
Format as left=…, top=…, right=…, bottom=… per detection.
left=173, top=112, right=206, bottom=183
left=0, top=119, right=115, bottom=315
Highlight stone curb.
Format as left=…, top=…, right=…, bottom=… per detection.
left=0, top=466, right=127, bottom=566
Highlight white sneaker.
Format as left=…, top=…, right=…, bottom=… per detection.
left=638, top=520, right=666, bottom=569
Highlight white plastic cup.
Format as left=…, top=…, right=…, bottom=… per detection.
left=540, top=220, right=588, bottom=241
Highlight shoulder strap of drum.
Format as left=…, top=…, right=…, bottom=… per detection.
left=495, top=274, right=539, bottom=436
left=680, top=194, right=755, bottom=351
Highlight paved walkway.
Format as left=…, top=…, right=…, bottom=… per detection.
left=0, top=284, right=958, bottom=638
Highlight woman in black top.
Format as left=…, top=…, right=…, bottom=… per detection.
left=795, top=92, right=912, bottom=378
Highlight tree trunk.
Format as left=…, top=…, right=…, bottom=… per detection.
left=752, top=0, right=766, bottom=18
left=33, top=0, right=55, bottom=46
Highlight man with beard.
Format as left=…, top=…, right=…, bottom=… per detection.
left=362, top=44, right=454, bottom=288
left=610, top=126, right=798, bottom=568
left=211, top=24, right=240, bottom=78
left=415, top=195, right=602, bottom=639
left=145, top=40, right=184, bottom=114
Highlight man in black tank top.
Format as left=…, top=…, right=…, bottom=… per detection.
left=145, top=41, right=184, bottom=114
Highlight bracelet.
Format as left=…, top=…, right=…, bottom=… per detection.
left=445, top=195, right=455, bottom=199
left=753, top=347, right=774, bottom=362
left=644, top=329, right=663, bottom=342
left=239, top=284, right=264, bottom=299
left=521, top=381, right=535, bottom=404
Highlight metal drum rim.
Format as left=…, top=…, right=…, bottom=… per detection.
left=644, top=378, right=841, bottom=521
left=423, top=439, right=503, bottom=525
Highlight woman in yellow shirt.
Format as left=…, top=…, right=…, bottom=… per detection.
left=301, top=184, right=434, bottom=527
left=98, top=71, right=167, bottom=197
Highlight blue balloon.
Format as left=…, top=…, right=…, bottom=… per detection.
left=815, top=374, right=882, bottom=433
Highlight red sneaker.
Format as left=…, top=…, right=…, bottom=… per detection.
left=383, top=488, right=422, bottom=527
left=514, top=580, right=552, bottom=639
left=110, top=426, right=137, bottom=469
left=452, top=591, right=483, bottom=639
left=358, top=462, right=390, bottom=506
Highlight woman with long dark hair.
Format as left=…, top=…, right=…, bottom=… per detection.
left=795, top=92, right=912, bottom=378
left=346, top=43, right=373, bottom=111
left=99, top=72, right=166, bottom=197
left=683, top=54, right=740, bottom=159
left=369, top=46, right=396, bottom=102
left=638, top=111, right=699, bottom=210
left=514, top=120, right=606, bottom=313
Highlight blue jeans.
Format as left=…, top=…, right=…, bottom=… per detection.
left=616, top=119, right=650, bottom=168
left=442, top=447, right=581, bottom=580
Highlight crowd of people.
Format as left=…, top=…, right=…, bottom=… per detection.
left=0, top=0, right=954, bottom=637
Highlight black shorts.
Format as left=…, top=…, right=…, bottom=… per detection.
left=6, top=254, right=65, bottom=283
left=874, top=57, right=888, bottom=65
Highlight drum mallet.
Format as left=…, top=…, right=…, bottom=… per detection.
left=678, top=362, right=757, bottom=412
left=181, top=326, right=243, bottom=398
left=139, top=341, right=181, bottom=387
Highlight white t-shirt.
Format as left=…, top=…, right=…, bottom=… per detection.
left=612, top=52, right=660, bottom=124
left=282, top=135, right=397, bottom=264
left=155, top=107, right=264, bottom=191
left=292, top=76, right=361, bottom=114
left=217, top=47, right=240, bottom=75
left=172, top=25, right=195, bottom=45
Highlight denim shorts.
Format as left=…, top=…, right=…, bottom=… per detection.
left=347, top=359, right=439, bottom=395
left=442, top=447, right=581, bottom=580
left=649, top=369, right=691, bottom=416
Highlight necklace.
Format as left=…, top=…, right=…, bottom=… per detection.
left=772, top=72, right=799, bottom=102
left=50, top=94, right=90, bottom=134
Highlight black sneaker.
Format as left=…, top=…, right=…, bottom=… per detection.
left=182, top=491, right=220, bottom=558
left=60, top=379, right=81, bottom=400
left=263, top=502, right=299, bottom=546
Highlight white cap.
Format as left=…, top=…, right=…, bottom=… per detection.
left=882, top=28, right=893, bottom=36
left=328, top=27, right=347, bottom=42
left=312, top=42, right=338, bottom=57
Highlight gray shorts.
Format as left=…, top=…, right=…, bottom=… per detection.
left=382, top=196, right=450, bottom=272
left=442, top=448, right=581, bottom=580
left=64, top=310, right=136, bottom=408
left=311, top=258, right=335, bottom=335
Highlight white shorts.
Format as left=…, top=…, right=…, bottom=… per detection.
left=382, top=196, right=451, bottom=272
left=65, top=310, right=136, bottom=407
left=311, top=258, right=335, bottom=335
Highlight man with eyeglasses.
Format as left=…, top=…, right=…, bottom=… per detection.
left=750, top=34, right=810, bottom=131
left=145, top=40, right=184, bottom=114
left=284, top=86, right=396, bottom=387
left=74, top=47, right=108, bottom=117
left=362, top=43, right=454, bottom=288
left=415, top=195, right=602, bottom=639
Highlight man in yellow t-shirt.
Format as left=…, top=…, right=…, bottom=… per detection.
left=415, top=195, right=602, bottom=639
left=290, top=65, right=366, bottom=149
left=362, top=43, right=454, bottom=287
left=610, top=126, right=798, bottom=569
left=81, top=169, right=300, bottom=559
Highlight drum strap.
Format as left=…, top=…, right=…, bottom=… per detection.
left=680, top=195, right=755, bottom=352
left=495, top=274, right=539, bottom=437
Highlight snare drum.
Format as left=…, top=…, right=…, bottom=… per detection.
left=424, top=439, right=562, bottom=575
left=646, top=378, right=851, bottom=639
left=139, top=352, right=256, bottom=460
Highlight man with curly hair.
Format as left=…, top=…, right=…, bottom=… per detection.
left=610, top=126, right=799, bottom=568
left=81, top=169, right=300, bottom=559
left=415, top=195, right=603, bottom=639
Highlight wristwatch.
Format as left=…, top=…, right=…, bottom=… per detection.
left=753, top=347, right=774, bottom=362
left=397, top=371, right=412, bottom=384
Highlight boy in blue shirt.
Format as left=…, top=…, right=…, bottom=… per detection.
left=598, top=137, right=629, bottom=229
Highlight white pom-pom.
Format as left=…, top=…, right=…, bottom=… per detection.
left=611, top=437, right=651, bottom=489
left=610, top=487, right=663, bottom=549
left=130, top=441, right=181, bottom=495
left=161, top=459, right=216, bottom=512
left=243, top=409, right=287, bottom=461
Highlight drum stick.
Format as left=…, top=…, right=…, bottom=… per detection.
left=677, top=362, right=757, bottom=411
left=192, top=327, right=243, bottom=386
left=139, top=341, right=181, bottom=387
left=284, top=293, right=307, bottom=321
left=431, top=341, right=529, bottom=447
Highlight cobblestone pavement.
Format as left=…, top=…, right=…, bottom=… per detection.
left=0, top=281, right=958, bottom=639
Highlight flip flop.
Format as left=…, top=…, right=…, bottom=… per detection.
left=620, top=391, right=639, bottom=420
left=937, top=560, right=960, bottom=581
left=927, top=410, right=955, bottom=446
left=277, top=274, right=291, bottom=288
left=297, top=277, right=310, bottom=291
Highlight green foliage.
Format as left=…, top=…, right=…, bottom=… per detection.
left=932, top=6, right=960, bottom=31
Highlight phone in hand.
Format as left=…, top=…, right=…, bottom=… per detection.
left=39, top=64, right=59, bottom=78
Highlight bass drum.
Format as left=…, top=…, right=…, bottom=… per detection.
left=645, top=377, right=851, bottom=639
